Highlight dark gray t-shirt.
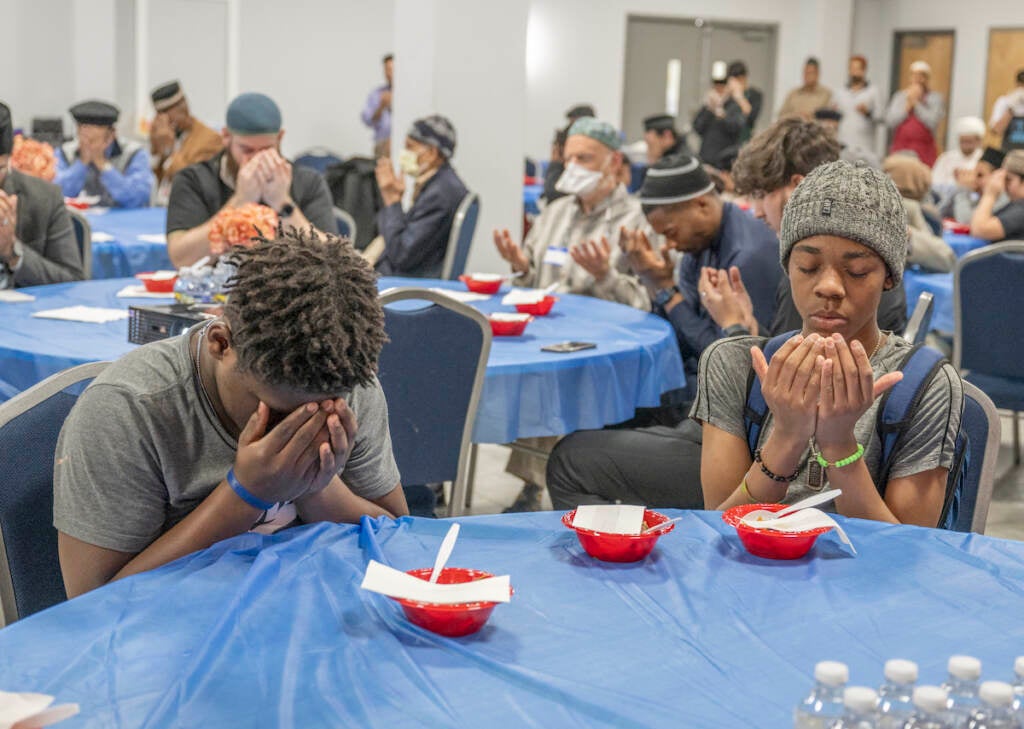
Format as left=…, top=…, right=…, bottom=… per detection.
left=690, top=333, right=963, bottom=506
left=53, top=328, right=399, bottom=552
left=994, top=199, right=1024, bottom=240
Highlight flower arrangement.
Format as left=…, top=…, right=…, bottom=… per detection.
left=208, top=204, right=279, bottom=254
left=11, top=135, right=56, bottom=181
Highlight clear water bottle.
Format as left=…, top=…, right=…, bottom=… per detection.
left=1012, top=658, right=1024, bottom=719
left=795, top=661, right=849, bottom=729
left=879, top=659, right=919, bottom=729
left=835, top=687, right=879, bottom=729
left=944, top=656, right=983, bottom=725
left=906, top=686, right=954, bottom=729
left=968, top=682, right=1022, bottom=729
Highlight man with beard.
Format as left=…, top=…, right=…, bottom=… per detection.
left=166, top=93, right=336, bottom=267
left=833, top=55, right=883, bottom=160
left=149, top=81, right=223, bottom=206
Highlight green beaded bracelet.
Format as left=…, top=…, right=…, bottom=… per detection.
left=814, top=443, right=865, bottom=470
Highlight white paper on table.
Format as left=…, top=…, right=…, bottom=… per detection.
left=740, top=508, right=856, bottom=554
left=501, top=289, right=546, bottom=305
left=0, top=691, right=79, bottom=729
left=572, top=504, right=645, bottom=535
left=115, top=285, right=176, bottom=299
left=90, top=232, right=115, bottom=242
left=360, top=560, right=511, bottom=604
left=31, top=306, right=129, bottom=324
left=427, top=288, right=491, bottom=303
left=0, top=291, right=35, bottom=303
left=136, top=234, right=167, bottom=244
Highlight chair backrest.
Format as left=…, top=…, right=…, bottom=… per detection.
left=0, top=362, right=109, bottom=625
left=902, top=291, right=934, bottom=346
left=954, top=241, right=1024, bottom=377
left=294, top=147, right=344, bottom=175
left=67, top=209, right=92, bottom=279
left=333, top=206, right=357, bottom=243
left=441, top=193, right=480, bottom=280
left=31, top=117, right=65, bottom=147
left=376, top=289, right=490, bottom=515
left=956, top=381, right=1001, bottom=533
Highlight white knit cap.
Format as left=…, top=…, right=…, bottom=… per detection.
left=954, top=116, right=986, bottom=138
left=909, top=60, right=932, bottom=75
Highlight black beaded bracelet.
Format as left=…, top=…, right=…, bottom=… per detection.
left=753, top=448, right=801, bottom=483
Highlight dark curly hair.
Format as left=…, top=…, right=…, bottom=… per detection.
left=223, top=228, right=385, bottom=393
left=731, top=116, right=840, bottom=195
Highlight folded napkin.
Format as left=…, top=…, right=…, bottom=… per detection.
left=501, top=289, right=546, bottom=305
left=572, top=504, right=645, bottom=535
left=136, top=234, right=167, bottom=244
left=89, top=232, right=115, bottom=243
left=740, top=508, right=856, bottom=554
left=0, top=691, right=79, bottom=729
left=115, top=285, right=176, bottom=299
left=360, top=560, right=511, bottom=604
left=0, top=291, right=35, bottom=303
left=427, top=288, right=491, bottom=303
left=31, top=306, right=128, bottom=324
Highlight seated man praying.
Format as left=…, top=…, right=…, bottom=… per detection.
left=55, top=230, right=408, bottom=598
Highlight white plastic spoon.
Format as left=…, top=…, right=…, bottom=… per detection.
left=742, top=489, right=842, bottom=524
left=428, top=523, right=460, bottom=584
left=641, top=517, right=683, bottom=535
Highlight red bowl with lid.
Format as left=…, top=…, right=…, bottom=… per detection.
left=514, top=295, right=557, bottom=316
left=561, top=509, right=675, bottom=562
left=459, top=274, right=503, bottom=295
left=489, top=313, right=532, bottom=336
left=722, top=503, right=833, bottom=560
left=391, top=567, right=510, bottom=637
left=135, top=271, right=178, bottom=293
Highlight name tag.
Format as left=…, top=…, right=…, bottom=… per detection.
left=543, top=246, right=570, bottom=267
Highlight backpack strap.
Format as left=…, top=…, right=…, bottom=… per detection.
left=744, top=330, right=800, bottom=455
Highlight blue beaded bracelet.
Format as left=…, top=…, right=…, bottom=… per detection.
left=226, top=468, right=275, bottom=512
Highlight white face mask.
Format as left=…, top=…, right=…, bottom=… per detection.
left=398, top=149, right=420, bottom=176
left=555, top=162, right=605, bottom=196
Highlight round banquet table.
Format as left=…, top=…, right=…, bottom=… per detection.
left=0, top=510, right=1021, bottom=728
left=0, top=277, right=685, bottom=443
left=83, top=208, right=171, bottom=279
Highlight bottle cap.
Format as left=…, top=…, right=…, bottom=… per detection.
left=815, top=661, right=850, bottom=686
left=979, top=681, right=1014, bottom=707
left=1015, top=656, right=1024, bottom=679
left=913, top=686, right=949, bottom=713
left=843, top=687, right=879, bottom=713
left=884, top=659, right=919, bottom=684
left=948, top=655, right=982, bottom=680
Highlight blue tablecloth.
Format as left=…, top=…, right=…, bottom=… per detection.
left=523, top=183, right=543, bottom=216
left=943, top=231, right=987, bottom=259
left=904, top=270, right=954, bottom=333
left=0, top=277, right=684, bottom=443
left=85, top=208, right=171, bottom=279
left=1, top=510, right=1021, bottom=728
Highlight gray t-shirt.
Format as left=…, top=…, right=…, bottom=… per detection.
left=53, top=328, right=400, bottom=553
left=690, top=334, right=964, bottom=506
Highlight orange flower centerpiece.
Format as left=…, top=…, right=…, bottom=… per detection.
left=208, top=204, right=279, bottom=255
left=11, top=135, right=56, bottom=182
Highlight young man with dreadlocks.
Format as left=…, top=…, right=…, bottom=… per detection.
left=54, top=229, right=408, bottom=597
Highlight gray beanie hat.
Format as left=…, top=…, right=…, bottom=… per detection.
left=779, top=159, right=908, bottom=284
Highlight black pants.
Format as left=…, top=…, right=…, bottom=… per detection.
left=546, top=419, right=705, bottom=511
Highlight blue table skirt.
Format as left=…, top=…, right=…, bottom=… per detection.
left=0, top=278, right=685, bottom=443
left=943, top=232, right=987, bottom=259
left=85, top=208, right=171, bottom=279
left=1, top=510, right=1021, bottom=728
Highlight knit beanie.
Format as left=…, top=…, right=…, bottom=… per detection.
left=780, top=159, right=908, bottom=284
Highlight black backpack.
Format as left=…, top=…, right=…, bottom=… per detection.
left=1002, top=116, right=1024, bottom=151
left=324, top=157, right=383, bottom=250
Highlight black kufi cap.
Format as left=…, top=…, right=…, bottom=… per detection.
left=151, top=81, right=184, bottom=112
left=639, top=153, right=715, bottom=206
left=980, top=147, right=1006, bottom=169
left=643, top=114, right=676, bottom=133
left=69, top=100, right=120, bottom=126
left=0, top=101, right=12, bottom=155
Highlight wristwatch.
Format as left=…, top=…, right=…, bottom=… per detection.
left=653, top=285, right=680, bottom=309
left=722, top=323, right=751, bottom=338
left=278, top=202, right=295, bottom=218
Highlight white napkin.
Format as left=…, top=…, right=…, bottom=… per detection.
left=572, top=504, right=645, bottom=535
left=89, top=232, right=115, bottom=243
left=136, top=234, right=167, bottom=244
left=115, top=285, right=175, bottom=299
left=489, top=312, right=531, bottom=322
left=501, top=289, right=546, bottom=305
left=427, top=288, right=491, bottom=303
left=0, top=291, right=35, bottom=303
left=740, top=508, right=856, bottom=555
left=0, top=691, right=79, bottom=729
left=360, top=560, right=511, bottom=604
left=31, top=306, right=128, bottom=324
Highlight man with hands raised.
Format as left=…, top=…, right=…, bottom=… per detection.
left=166, top=93, right=335, bottom=267
left=55, top=231, right=407, bottom=598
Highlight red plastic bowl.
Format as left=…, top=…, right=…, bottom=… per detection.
left=489, top=314, right=531, bottom=336
left=722, top=503, right=833, bottom=560
left=392, top=567, right=509, bottom=637
left=942, top=219, right=971, bottom=235
left=459, top=274, right=503, bottom=295
left=561, top=509, right=675, bottom=562
left=135, top=271, right=178, bottom=293
left=514, top=295, right=557, bottom=316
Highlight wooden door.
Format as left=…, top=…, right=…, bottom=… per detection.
left=984, top=29, right=1024, bottom=148
left=891, top=31, right=955, bottom=154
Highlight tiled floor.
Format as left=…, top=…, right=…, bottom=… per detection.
left=463, top=414, right=1024, bottom=541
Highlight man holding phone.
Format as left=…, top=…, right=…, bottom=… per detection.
left=55, top=229, right=407, bottom=598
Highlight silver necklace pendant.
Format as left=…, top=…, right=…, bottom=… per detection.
left=807, top=459, right=826, bottom=492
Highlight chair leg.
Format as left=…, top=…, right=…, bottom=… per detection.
left=1015, top=412, right=1021, bottom=466
left=448, top=443, right=479, bottom=518
left=464, top=444, right=478, bottom=510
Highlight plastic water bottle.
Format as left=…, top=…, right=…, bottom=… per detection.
left=1012, top=658, right=1024, bottom=719
left=968, top=682, right=1022, bottom=729
left=835, top=687, right=879, bottom=729
left=906, top=686, right=954, bottom=729
left=879, top=659, right=919, bottom=729
left=795, top=661, right=849, bottom=729
left=944, top=656, right=983, bottom=725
